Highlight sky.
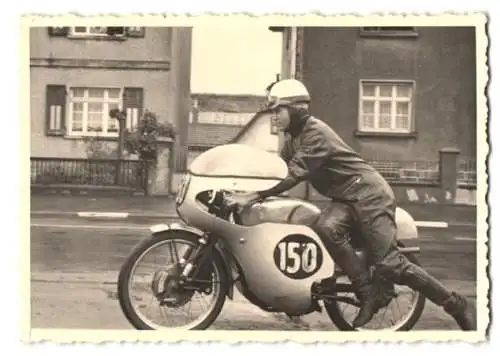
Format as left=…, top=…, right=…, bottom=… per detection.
left=190, top=26, right=283, bottom=96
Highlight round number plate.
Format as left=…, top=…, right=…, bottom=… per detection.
left=273, top=234, right=323, bottom=279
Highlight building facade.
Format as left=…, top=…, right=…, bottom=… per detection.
left=270, top=26, right=477, bottom=161
left=30, top=26, right=192, bottom=166
left=269, top=26, right=477, bottom=203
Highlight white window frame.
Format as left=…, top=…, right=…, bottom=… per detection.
left=67, top=87, right=123, bottom=138
left=358, top=80, right=415, bottom=134
left=69, top=27, right=126, bottom=37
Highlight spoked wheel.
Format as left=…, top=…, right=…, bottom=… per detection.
left=117, top=231, right=229, bottom=330
left=324, top=249, right=426, bottom=331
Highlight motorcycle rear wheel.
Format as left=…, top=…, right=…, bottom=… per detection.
left=324, top=246, right=426, bottom=331
left=117, top=231, right=229, bottom=330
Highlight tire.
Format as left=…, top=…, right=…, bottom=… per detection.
left=325, top=245, right=426, bottom=331
left=117, top=230, right=230, bottom=330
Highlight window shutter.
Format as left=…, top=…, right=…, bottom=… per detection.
left=126, top=27, right=145, bottom=38
left=123, top=88, right=144, bottom=131
left=45, top=85, right=66, bottom=136
left=48, top=27, right=69, bottom=36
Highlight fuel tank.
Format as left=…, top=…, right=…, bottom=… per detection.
left=238, top=197, right=322, bottom=226
left=238, top=198, right=418, bottom=240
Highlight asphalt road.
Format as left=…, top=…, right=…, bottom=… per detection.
left=29, top=216, right=478, bottom=331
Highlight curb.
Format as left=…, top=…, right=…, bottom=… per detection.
left=31, top=210, right=477, bottom=229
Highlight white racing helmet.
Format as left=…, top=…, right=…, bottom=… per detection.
left=265, top=79, right=311, bottom=109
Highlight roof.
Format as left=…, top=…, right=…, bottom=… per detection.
left=229, top=111, right=269, bottom=143
left=187, top=93, right=269, bottom=149
left=188, top=124, right=243, bottom=148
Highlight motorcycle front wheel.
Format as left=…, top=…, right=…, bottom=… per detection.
left=117, top=231, right=229, bottom=330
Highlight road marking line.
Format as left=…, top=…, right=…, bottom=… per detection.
left=31, top=211, right=80, bottom=216
left=77, top=212, right=129, bottom=218
left=31, top=223, right=149, bottom=231
left=416, top=221, right=449, bottom=228
left=454, top=236, right=476, bottom=242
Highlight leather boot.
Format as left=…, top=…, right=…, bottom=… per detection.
left=442, top=292, right=475, bottom=330
left=325, top=242, right=385, bottom=328
left=410, top=275, right=475, bottom=330
left=377, top=250, right=475, bottom=330
left=352, top=278, right=394, bottom=328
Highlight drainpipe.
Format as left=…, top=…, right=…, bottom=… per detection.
left=278, top=26, right=298, bottom=153
left=289, top=27, right=297, bottom=79
left=289, top=27, right=309, bottom=200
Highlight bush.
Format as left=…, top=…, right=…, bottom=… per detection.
left=119, top=110, right=176, bottom=162
left=83, top=137, right=119, bottom=159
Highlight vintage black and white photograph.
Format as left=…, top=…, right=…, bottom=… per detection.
left=24, top=13, right=489, bottom=343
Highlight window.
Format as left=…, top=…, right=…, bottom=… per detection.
left=68, top=87, right=123, bottom=137
left=70, top=27, right=126, bottom=37
left=47, top=27, right=146, bottom=39
left=358, top=81, right=414, bottom=134
left=45, top=85, right=143, bottom=138
left=360, top=27, right=418, bottom=38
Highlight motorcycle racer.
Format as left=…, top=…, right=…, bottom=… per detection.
left=228, top=78, right=475, bottom=330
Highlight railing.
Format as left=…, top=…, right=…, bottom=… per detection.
left=30, top=155, right=477, bottom=193
left=457, top=158, right=477, bottom=188
left=368, top=160, right=441, bottom=185
left=30, top=157, right=148, bottom=191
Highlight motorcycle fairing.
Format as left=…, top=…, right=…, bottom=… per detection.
left=223, top=223, right=335, bottom=314
left=175, top=144, right=420, bottom=314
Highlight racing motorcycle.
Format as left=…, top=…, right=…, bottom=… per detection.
left=117, top=143, right=426, bottom=331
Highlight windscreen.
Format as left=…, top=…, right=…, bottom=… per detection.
left=189, top=144, right=288, bottom=179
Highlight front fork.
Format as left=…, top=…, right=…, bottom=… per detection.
left=176, top=234, right=217, bottom=283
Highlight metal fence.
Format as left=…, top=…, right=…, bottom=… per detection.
left=368, top=158, right=477, bottom=188
left=457, top=158, right=477, bottom=188
left=30, top=155, right=477, bottom=192
left=368, top=160, right=441, bottom=185
left=30, top=157, right=148, bottom=191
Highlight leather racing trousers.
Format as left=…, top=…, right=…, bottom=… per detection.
left=308, top=172, right=475, bottom=330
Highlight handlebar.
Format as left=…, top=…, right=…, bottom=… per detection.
left=200, top=189, right=247, bottom=223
